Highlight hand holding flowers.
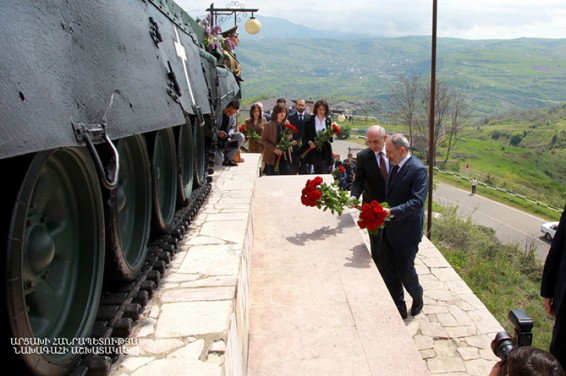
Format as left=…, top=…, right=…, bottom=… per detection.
left=300, top=176, right=389, bottom=235
left=274, top=123, right=299, bottom=172
left=356, top=201, right=389, bottom=235
left=301, top=123, right=341, bottom=159
left=239, top=124, right=261, bottom=143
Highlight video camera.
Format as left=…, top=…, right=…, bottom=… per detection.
left=491, top=309, right=534, bottom=362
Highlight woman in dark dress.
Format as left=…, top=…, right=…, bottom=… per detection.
left=301, top=99, right=334, bottom=174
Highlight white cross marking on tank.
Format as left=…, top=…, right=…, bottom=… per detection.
left=173, top=26, right=196, bottom=105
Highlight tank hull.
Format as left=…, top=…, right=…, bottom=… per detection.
left=1, top=1, right=239, bottom=374
left=0, top=0, right=238, bottom=159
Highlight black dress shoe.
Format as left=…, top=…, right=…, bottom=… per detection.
left=397, top=303, right=408, bottom=320
left=222, top=159, right=238, bottom=166
left=411, top=297, right=424, bottom=317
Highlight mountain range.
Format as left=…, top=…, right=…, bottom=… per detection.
left=238, top=15, right=370, bottom=40
left=235, top=16, right=566, bottom=119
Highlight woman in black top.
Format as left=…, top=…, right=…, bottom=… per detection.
left=301, top=99, right=334, bottom=174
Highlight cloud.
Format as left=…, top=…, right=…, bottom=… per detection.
left=179, top=0, right=566, bottom=39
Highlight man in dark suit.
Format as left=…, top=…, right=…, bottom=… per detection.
left=380, top=133, right=428, bottom=319
left=350, top=125, right=389, bottom=265
left=287, top=98, right=312, bottom=174
left=541, top=204, right=566, bottom=371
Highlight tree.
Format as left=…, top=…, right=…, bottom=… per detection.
left=442, top=90, right=468, bottom=165
left=391, top=75, right=468, bottom=166
left=391, top=74, right=420, bottom=146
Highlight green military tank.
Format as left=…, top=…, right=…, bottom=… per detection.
left=0, top=1, right=240, bottom=374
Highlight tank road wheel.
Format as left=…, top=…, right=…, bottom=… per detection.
left=193, top=119, right=207, bottom=187
left=105, top=135, right=152, bottom=281
left=177, top=120, right=195, bottom=206
left=151, top=128, right=178, bottom=233
left=6, top=148, right=104, bottom=376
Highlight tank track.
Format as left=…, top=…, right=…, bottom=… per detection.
left=69, top=182, right=212, bottom=376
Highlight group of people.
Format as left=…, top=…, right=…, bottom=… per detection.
left=218, top=97, right=341, bottom=176
left=220, top=110, right=425, bottom=320
left=216, top=101, right=426, bottom=322
left=217, top=28, right=336, bottom=176
left=261, top=98, right=337, bottom=175
left=333, top=153, right=357, bottom=190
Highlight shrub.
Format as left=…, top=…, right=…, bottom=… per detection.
left=510, top=133, right=523, bottom=146
left=336, top=124, right=351, bottom=139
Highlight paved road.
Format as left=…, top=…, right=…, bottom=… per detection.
left=433, top=183, right=551, bottom=261
left=332, top=138, right=366, bottom=158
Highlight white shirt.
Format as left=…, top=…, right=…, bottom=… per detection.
left=375, top=147, right=389, bottom=174
left=395, top=152, right=412, bottom=172
left=315, top=116, right=326, bottom=134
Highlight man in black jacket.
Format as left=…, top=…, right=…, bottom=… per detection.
left=350, top=125, right=389, bottom=270
left=541, top=204, right=566, bottom=371
left=287, top=98, right=312, bottom=174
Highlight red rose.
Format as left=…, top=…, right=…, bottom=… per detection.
left=285, top=123, right=298, bottom=134
left=357, top=200, right=387, bottom=234
left=301, top=185, right=322, bottom=206
left=300, top=177, right=324, bottom=207
left=332, top=123, right=341, bottom=135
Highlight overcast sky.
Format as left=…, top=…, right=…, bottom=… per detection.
left=179, top=0, right=566, bottom=39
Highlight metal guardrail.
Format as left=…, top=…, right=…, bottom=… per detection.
left=434, top=167, right=562, bottom=214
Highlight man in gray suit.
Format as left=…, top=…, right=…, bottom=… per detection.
left=541, top=203, right=566, bottom=371
left=381, top=133, right=428, bottom=319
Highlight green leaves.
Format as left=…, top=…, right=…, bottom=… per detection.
left=315, top=181, right=359, bottom=215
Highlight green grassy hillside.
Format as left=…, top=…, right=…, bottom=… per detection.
left=239, top=37, right=566, bottom=119
left=435, top=106, right=566, bottom=209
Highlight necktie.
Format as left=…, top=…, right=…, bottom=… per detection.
left=379, top=152, right=388, bottom=181
left=299, top=114, right=303, bottom=122
left=391, top=165, right=399, bottom=182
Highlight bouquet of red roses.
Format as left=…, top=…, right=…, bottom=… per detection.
left=301, top=123, right=341, bottom=159
left=356, top=201, right=388, bottom=235
left=275, top=123, right=299, bottom=172
left=300, top=176, right=388, bottom=235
